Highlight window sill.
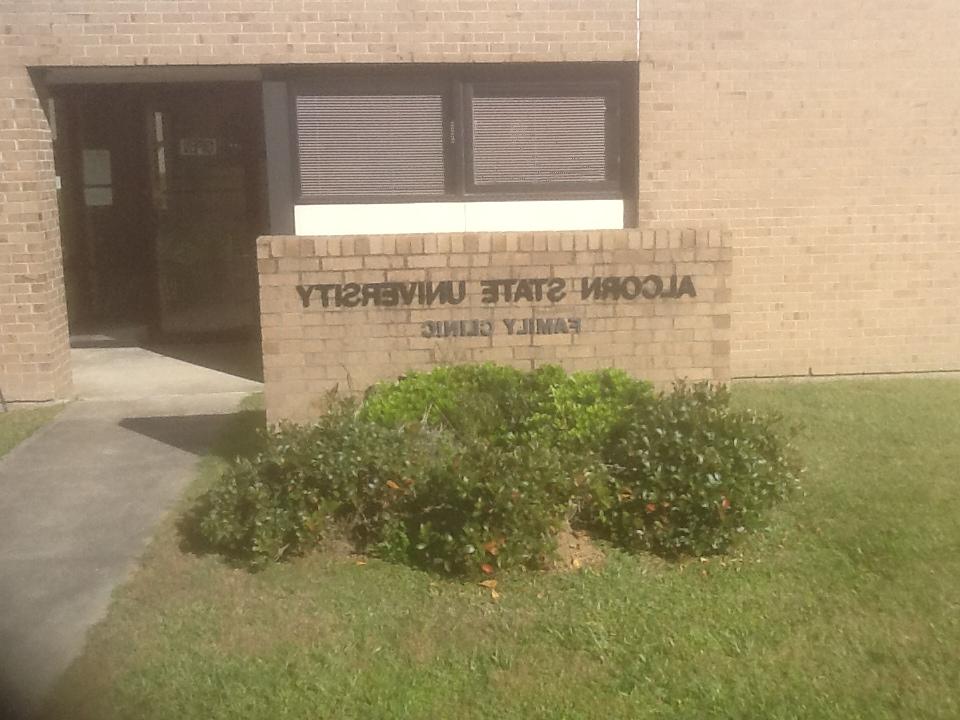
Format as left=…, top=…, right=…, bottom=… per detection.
left=294, top=198, right=626, bottom=236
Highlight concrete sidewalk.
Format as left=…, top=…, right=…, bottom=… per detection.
left=0, top=368, right=260, bottom=718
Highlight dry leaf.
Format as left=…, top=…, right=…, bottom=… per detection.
left=479, top=579, right=498, bottom=589
left=491, top=589, right=502, bottom=601
left=482, top=538, right=504, bottom=556
left=385, top=480, right=401, bottom=490
left=571, top=557, right=582, bottom=570
left=355, top=559, right=367, bottom=566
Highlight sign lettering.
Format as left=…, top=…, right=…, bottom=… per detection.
left=295, top=275, right=697, bottom=310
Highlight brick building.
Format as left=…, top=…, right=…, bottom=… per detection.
left=1, top=1, right=958, bottom=408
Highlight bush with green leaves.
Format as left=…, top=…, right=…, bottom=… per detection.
left=194, top=366, right=800, bottom=575
left=530, top=368, right=654, bottom=454
left=197, top=394, right=575, bottom=575
left=196, top=402, right=443, bottom=569
left=360, top=363, right=565, bottom=442
left=375, top=436, right=573, bottom=574
left=363, top=363, right=653, bottom=452
left=590, top=381, right=801, bottom=556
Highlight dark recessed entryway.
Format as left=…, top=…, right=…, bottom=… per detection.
left=50, top=80, right=267, bottom=378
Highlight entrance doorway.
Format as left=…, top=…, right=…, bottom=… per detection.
left=52, top=82, right=266, bottom=344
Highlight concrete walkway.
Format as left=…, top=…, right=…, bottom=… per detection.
left=0, top=346, right=262, bottom=719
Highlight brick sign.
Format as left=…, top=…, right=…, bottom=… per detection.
left=258, top=229, right=731, bottom=423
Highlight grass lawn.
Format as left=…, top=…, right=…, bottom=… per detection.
left=41, top=379, right=960, bottom=720
left=0, top=405, right=63, bottom=458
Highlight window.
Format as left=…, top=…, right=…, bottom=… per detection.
left=465, top=83, right=619, bottom=192
left=296, top=93, right=447, bottom=198
left=81, top=148, right=113, bottom=207
left=290, top=66, right=633, bottom=205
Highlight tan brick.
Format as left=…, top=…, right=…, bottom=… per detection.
left=257, top=229, right=730, bottom=421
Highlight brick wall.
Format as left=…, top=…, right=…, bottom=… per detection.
left=0, top=0, right=637, bottom=402
left=3, top=0, right=960, bottom=400
left=638, top=0, right=960, bottom=377
left=258, top=229, right=732, bottom=423
left=0, top=63, right=72, bottom=402
left=1, top=1, right=639, bottom=66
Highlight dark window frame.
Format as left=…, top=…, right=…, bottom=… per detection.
left=462, top=80, right=622, bottom=196
left=287, top=64, right=635, bottom=207
left=289, top=74, right=455, bottom=205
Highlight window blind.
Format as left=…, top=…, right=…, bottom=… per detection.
left=296, top=94, right=446, bottom=197
left=470, top=94, right=610, bottom=186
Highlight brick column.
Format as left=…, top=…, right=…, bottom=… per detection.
left=0, top=61, right=73, bottom=402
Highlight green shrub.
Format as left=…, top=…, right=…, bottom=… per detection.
left=361, top=363, right=565, bottom=443
left=197, top=396, right=573, bottom=575
left=592, top=381, right=801, bottom=556
left=194, top=367, right=800, bottom=575
left=530, top=369, right=654, bottom=454
left=376, top=436, right=572, bottom=574
left=197, top=402, right=447, bottom=568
